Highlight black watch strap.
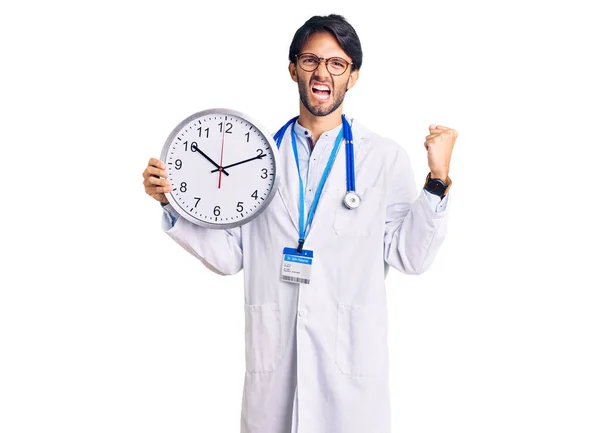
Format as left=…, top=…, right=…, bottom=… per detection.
left=423, top=173, right=451, bottom=197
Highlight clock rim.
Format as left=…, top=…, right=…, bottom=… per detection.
left=160, top=107, right=281, bottom=230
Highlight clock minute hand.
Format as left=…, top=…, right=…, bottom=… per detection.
left=195, top=147, right=230, bottom=176
left=210, top=153, right=266, bottom=173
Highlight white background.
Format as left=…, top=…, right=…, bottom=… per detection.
left=1, top=0, right=599, bottom=432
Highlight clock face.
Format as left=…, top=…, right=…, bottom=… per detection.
left=160, top=108, right=280, bottom=229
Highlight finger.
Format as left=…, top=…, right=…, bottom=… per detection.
left=434, top=128, right=458, bottom=139
left=144, top=165, right=168, bottom=179
left=427, top=129, right=458, bottom=141
left=444, top=127, right=458, bottom=138
left=146, top=185, right=172, bottom=195
left=143, top=176, right=171, bottom=190
left=148, top=176, right=171, bottom=188
left=432, top=125, right=458, bottom=139
left=148, top=157, right=166, bottom=169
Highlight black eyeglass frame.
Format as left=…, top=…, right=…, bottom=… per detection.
left=295, top=53, right=354, bottom=76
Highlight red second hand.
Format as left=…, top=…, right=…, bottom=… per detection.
left=218, top=121, right=226, bottom=189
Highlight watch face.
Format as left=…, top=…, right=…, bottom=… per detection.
left=160, top=108, right=280, bottom=229
left=425, top=179, right=446, bottom=196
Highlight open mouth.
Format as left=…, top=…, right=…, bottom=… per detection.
left=311, top=83, right=331, bottom=100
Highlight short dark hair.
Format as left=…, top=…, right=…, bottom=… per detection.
left=288, top=14, right=363, bottom=71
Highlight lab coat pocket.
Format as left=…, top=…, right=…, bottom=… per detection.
left=335, top=304, right=386, bottom=377
left=333, top=187, right=384, bottom=237
left=244, top=303, right=281, bottom=374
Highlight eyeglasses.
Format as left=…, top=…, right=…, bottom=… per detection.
left=295, top=53, right=353, bottom=76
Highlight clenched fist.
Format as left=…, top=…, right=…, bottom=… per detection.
left=142, top=158, right=172, bottom=204
left=424, top=125, right=458, bottom=182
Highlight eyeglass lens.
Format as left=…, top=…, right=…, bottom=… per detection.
left=297, top=54, right=349, bottom=75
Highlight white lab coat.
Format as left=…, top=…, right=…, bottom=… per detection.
left=164, top=120, right=449, bottom=433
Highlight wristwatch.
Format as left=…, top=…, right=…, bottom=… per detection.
left=424, top=172, right=452, bottom=197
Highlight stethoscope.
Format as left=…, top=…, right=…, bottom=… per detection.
left=273, top=114, right=360, bottom=209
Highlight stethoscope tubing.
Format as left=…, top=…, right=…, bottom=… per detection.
left=342, top=115, right=356, bottom=193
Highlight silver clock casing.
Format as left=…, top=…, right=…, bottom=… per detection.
left=160, top=108, right=280, bottom=229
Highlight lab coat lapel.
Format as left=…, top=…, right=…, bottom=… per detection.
left=276, top=130, right=301, bottom=234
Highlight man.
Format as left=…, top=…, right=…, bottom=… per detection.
left=143, top=14, right=457, bottom=433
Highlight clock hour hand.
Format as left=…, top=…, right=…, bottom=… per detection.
left=210, top=153, right=266, bottom=173
left=193, top=145, right=229, bottom=176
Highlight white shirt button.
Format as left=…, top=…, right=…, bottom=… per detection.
left=298, top=309, right=307, bottom=317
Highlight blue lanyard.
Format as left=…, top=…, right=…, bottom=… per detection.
left=274, top=116, right=355, bottom=252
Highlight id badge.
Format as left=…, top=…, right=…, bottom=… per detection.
left=281, top=247, right=313, bottom=284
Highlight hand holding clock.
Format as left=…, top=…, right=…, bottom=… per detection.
left=142, top=158, right=173, bottom=204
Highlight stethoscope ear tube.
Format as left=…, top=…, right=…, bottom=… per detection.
left=274, top=116, right=299, bottom=147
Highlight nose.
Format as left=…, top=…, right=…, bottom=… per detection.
left=315, top=58, right=329, bottom=75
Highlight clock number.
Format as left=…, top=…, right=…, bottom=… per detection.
left=251, top=190, right=258, bottom=200
left=183, top=141, right=199, bottom=152
left=213, top=206, right=221, bottom=216
left=245, top=132, right=250, bottom=142
left=197, top=127, right=209, bottom=138
left=194, top=197, right=201, bottom=208
left=218, top=122, right=233, bottom=133
left=256, top=148, right=264, bottom=157
left=261, top=168, right=268, bottom=179
left=180, top=182, right=187, bottom=193
left=236, top=202, right=244, bottom=213
left=175, top=159, right=182, bottom=170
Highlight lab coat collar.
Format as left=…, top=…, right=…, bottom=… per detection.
left=292, top=119, right=344, bottom=144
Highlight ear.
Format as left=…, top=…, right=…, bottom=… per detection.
left=346, top=68, right=359, bottom=91
left=289, top=62, right=298, bottom=83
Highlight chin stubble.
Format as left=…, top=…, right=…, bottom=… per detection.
left=298, top=76, right=349, bottom=117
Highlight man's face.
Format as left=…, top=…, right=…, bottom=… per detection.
left=289, top=32, right=359, bottom=117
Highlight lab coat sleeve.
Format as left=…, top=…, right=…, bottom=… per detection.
left=423, top=189, right=449, bottom=213
left=161, top=204, right=243, bottom=276
left=383, top=146, right=449, bottom=275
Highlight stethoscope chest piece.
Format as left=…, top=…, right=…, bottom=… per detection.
left=343, top=191, right=361, bottom=209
